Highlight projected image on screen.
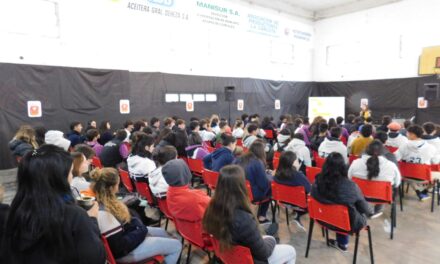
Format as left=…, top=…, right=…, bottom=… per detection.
left=308, top=97, right=345, bottom=122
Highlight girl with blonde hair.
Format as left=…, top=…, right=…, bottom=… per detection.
left=9, top=125, right=39, bottom=159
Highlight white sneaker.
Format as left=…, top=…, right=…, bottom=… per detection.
left=293, top=219, right=306, bottom=232
left=369, top=211, right=383, bottom=219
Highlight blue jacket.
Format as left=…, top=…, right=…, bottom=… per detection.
left=203, top=147, right=234, bottom=172
left=67, top=131, right=85, bottom=148
left=274, top=171, right=311, bottom=193
left=237, top=157, right=271, bottom=201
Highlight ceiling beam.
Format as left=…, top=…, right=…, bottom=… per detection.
left=314, top=0, right=403, bottom=20
left=245, top=0, right=315, bottom=20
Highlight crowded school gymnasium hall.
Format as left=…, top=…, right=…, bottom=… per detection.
left=1, top=0, right=440, bottom=263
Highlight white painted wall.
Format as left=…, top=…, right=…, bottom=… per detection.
left=313, top=0, right=440, bottom=81
left=0, top=0, right=314, bottom=81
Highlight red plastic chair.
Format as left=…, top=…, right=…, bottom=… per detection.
left=398, top=162, right=438, bottom=212
left=271, top=182, right=308, bottom=225
left=272, top=152, right=281, bottom=170
left=385, top=146, right=398, bottom=153
left=349, top=155, right=359, bottom=165
left=205, top=145, right=216, bottom=153
left=187, top=158, right=204, bottom=177
left=264, top=129, right=275, bottom=140
left=173, top=218, right=213, bottom=264
left=209, top=235, right=253, bottom=264
left=101, top=235, right=164, bottom=264
left=179, top=156, right=189, bottom=166
left=91, top=156, right=103, bottom=169
left=157, top=198, right=173, bottom=231
left=236, top=138, right=243, bottom=147
left=245, top=180, right=273, bottom=219
left=315, top=155, right=326, bottom=168
left=352, top=177, right=397, bottom=239
left=202, top=169, right=219, bottom=196
left=118, top=168, right=134, bottom=193
left=242, top=147, right=249, bottom=153
left=135, top=181, right=156, bottom=207
left=305, top=197, right=374, bottom=264
left=306, top=166, right=321, bottom=184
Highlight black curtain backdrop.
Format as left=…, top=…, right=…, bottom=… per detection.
left=0, top=62, right=438, bottom=169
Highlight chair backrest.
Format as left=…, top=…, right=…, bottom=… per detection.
left=273, top=157, right=280, bottom=170
left=101, top=236, right=117, bottom=264
left=431, top=164, right=440, bottom=172
left=245, top=180, right=254, bottom=202
left=273, top=151, right=281, bottom=159
left=236, top=138, right=243, bottom=147
left=306, top=166, right=321, bottom=184
left=349, top=155, right=359, bottom=165
left=174, top=218, right=206, bottom=248
left=91, top=156, right=103, bottom=169
left=202, top=169, right=220, bottom=190
left=135, top=181, right=156, bottom=206
left=308, top=197, right=351, bottom=232
left=118, top=168, right=134, bottom=193
left=179, top=156, right=189, bottom=165
left=315, top=155, right=326, bottom=168
left=188, top=158, right=204, bottom=176
left=210, top=236, right=254, bottom=264
left=385, top=146, right=398, bottom=153
left=271, top=182, right=307, bottom=209
left=352, top=177, right=392, bottom=203
left=264, top=129, right=274, bottom=139
left=312, top=151, right=319, bottom=161
left=398, top=162, right=431, bottom=181
left=157, top=198, right=173, bottom=220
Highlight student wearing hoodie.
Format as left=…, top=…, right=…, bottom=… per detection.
left=67, top=121, right=85, bottom=148
left=348, top=140, right=401, bottom=216
left=273, top=129, right=292, bottom=152
left=45, top=130, right=71, bottom=151
left=148, top=146, right=176, bottom=197
left=186, top=121, right=210, bottom=160
left=386, top=122, right=408, bottom=148
left=350, top=124, right=374, bottom=156
left=85, top=129, right=104, bottom=157
left=285, top=133, right=312, bottom=170
left=100, top=129, right=129, bottom=168
left=422, top=122, right=440, bottom=161
left=243, top=123, right=260, bottom=148
left=173, top=119, right=189, bottom=157
left=127, top=134, right=156, bottom=182
left=232, top=119, right=245, bottom=139
left=9, top=125, right=38, bottom=159
left=310, top=123, right=329, bottom=152
left=203, top=133, right=236, bottom=172
left=395, top=125, right=438, bottom=200
left=318, top=127, right=348, bottom=164
left=374, top=131, right=398, bottom=166
left=199, top=119, right=216, bottom=142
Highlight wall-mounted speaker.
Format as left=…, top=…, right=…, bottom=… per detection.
left=424, top=83, right=439, bottom=100
left=224, top=86, right=235, bottom=102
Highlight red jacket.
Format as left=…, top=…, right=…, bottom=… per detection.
left=167, top=185, right=210, bottom=222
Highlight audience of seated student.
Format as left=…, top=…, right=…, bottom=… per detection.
left=311, top=152, right=373, bottom=252
left=374, top=131, right=398, bottom=165
left=85, top=120, right=97, bottom=132
left=294, top=118, right=311, bottom=146
left=348, top=140, right=401, bottom=215
left=262, top=116, right=277, bottom=137
left=127, top=133, right=156, bottom=183
left=45, top=130, right=71, bottom=151
left=162, top=117, right=174, bottom=130
left=377, top=115, right=392, bottom=133
left=232, top=119, right=245, bottom=139
left=395, top=125, right=439, bottom=200
left=214, top=120, right=230, bottom=144
left=173, top=119, right=189, bottom=157
left=98, top=120, right=113, bottom=146
left=327, top=118, right=337, bottom=130
left=385, top=122, right=408, bottom=149
left=150, top=117, right=160, bottom=134
left=162, top=158, right=211, bottom=222
left=90, top=168, right=181, bottom=263
left=203, top=133, right=236, bottom=172
left=2, top=145, right=105, bottom=263
left=241, top=113, right=250, bottom=126
left=308, top=116, right=326, bottom=140
left=210, top=115, right=221, bottom=134
left=243, top=123, right=260, bottom=148
left=318, top=127, right=348, bottom=164
left=99, top=129, right=129, bottom=168
left=186, top=121, right=209, bottom=160
left=280, top=114, right=290, bottom=131
left=343, top=114, right=356, bottom=134
left=236, top=140, right=272, bottom=223
left=199, top=119, right=216, bottom=142
left=154, top=128, right=177, bottom=154
left=67, top=121, right=85, bottom=148
left=347, top=121, right=362, bottom=151
left=85, top=128, right=104, bottom=157
left=0, top=184, right=9, bottom=260
left=350, top=124, right=374, bottom=156
left=132, top=120, right=146, bottom=134
left=310, top=123, right=329, bottom=152
left=123, top=120, right=134, bottom=143
left=422, top=122, right=440, bottom=160
left=9, top=125, right=38, bottom=159
left=274, top=151, right=311, bottom=229
left=148, top=146, right=176, bottom=198
left=285, top=133, right=312, bottom=170
left=203, top=165, right=296, bottom=264
left=336, top=116, right=350, bottom=140
left=34, top=125, right=47, bottom=146
left=278, top=115, right=287, bottom=129
left=400, top=120, right=412, bottom=136
left=70, top=152, right=92, bottom=195
left=273, top=128, right=292, bottom=152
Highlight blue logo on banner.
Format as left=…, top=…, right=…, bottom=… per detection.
left=147, top=0, right=174, bottom=7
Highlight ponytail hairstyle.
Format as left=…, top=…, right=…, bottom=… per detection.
left=365, top=140, right=384, bottom=180
left=221, top=133, right=236, bottom=147
left=90, top=168, right=131, bottom=224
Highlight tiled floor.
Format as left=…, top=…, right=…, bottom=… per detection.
left=2, top=169, right=440, bottom=263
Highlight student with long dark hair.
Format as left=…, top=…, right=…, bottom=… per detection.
left=203, top=133, right=236, bottom=172
left=274, top=151, right=311, bottom=230
left=2, top=144, right=105, bottom=263
left=348, top=140, right=401, bottom=216
left=98, top=120, right=113, bottom=145
left=203, top=165, right=296, bottom=264
left=127, top=133, right=156, bottom=182
left=236, top=140, right=272, bottom=223
left=311, top=152, right=372, bottom=252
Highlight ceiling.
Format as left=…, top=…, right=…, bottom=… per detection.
left=243, top=0, right=402, bottom=20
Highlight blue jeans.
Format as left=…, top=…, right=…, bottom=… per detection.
left=116, top=227, right=182, bottom=264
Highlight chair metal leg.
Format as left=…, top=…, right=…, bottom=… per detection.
left=406, top=182, right=410, bottom=193
left=353, top=232, right=360, bottom=264
left=399, top=184, right=404, bottom=212
left=367, top=226, right=375, bottom=264
left=437, top=180, right=440, bottom=206
left=325, top=229, right=329, bottom=246
left=186, top=243, right=192, bottom=264
left=390, top=204, right=395, bottom=240
left=305, top=219, right=314, bottom=258
left=431, top=182, right=435, bottom=212
left=321, top=227, right=325, bottom=237
left=165, top=218, right=169, bottom=231
left=285, top=207, right=289, bottom=225
left=272, top=202, right=277, bottom=223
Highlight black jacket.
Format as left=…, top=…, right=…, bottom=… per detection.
left=174, top=128, right=189, bottom=157
left=230, top=209, right=276, bottom=264
left=0, top=203, right=9, bottom=261
left=9, top=140, right=33, bottom=158
left=2, top=204, right=105, bottom=264
left=99, top=138, right=123, bottom=168
left=311, top=178, right=372, bottom=232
